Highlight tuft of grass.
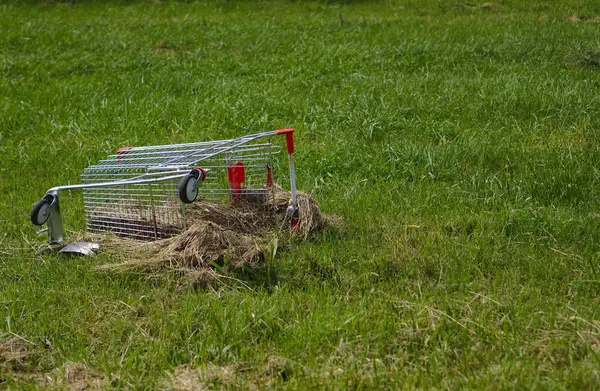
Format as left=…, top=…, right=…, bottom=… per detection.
left=1, top=0, right=600, bottom=389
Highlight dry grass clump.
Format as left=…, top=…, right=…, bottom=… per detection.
left=102, top=221, right=263, bottom=273
left=0, top=336, right=33, bottom=371
left=458, top=2, right=501, bottom=10
left=7, top=361, right=108, bottom=391
left=165, top=358, right=299, bottom=390
left=97, top=186, right=331, bottom=281
left=166, top=364, right=247, bottom=391
left=567, top=16, right=600, bottom=23
left=49, top=363, right=107, bottom=391
left=272, top=186, right=327, bottom=239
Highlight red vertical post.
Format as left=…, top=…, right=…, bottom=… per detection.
left=227, top=162, right=245, bottom=203
left=267, top=166, right=273, bottom=189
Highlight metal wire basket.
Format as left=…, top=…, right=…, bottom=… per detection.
left=31, top=129, right=299, bottom=244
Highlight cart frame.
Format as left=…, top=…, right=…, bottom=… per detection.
left=31, top=129, right=298, bottom=244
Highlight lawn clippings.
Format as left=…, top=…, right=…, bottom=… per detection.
left=97, top=185, right=332, bottom=282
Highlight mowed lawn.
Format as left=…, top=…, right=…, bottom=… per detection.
left=1, top=0, right=600, bottom=389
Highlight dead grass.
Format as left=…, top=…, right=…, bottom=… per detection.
left=166, top=364, right=252, bottom=390
left=1, top=337, right=104, bottom=390
left=0, top=336, right=33, bottom=371
left=480, top=2, right=501, bottom=9
left=165, top=357, right=299, bottom=390
left=27, top=363, right=106, bottom=390
left=458, top=2, right=502, bottom=10
left=47, top=363, right=108, bottom=391
left=567, top=16, right=600, bottom=23
left=97, top=186, right=331, bottom=282
left=153, top=46, right=178, bottom=55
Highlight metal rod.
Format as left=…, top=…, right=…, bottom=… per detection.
left=48, top=172, right=190, bottom=193
left=47, top=192, right=65, bottom=244
left=288, top=153, right=298, bottom=209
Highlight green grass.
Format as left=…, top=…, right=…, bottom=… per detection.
left=1, top=0, right=600, bottom=389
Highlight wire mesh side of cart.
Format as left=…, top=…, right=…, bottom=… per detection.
left=81, top=167, right=183, bottom=240
left=80, top=136, right=281, bottom=240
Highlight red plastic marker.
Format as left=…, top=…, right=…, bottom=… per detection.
left=116, top=147, right=132, bottom=163
left=227, top=162, right=245, bottom=203
left=267, top=165, right=273, bottom=189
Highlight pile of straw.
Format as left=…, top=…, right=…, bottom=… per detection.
left=97, top=186, right=328, bottom=279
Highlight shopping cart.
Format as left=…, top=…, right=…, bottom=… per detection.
left=31, top=129, right=299, bottom=245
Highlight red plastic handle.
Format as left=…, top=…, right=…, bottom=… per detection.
left=276, top=128, right=294, bottom=154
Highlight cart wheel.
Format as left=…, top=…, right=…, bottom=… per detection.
left=31, top=197, right=52, bottom=226
left=179, top=174, right=199, bottom=204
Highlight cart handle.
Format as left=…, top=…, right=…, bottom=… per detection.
left=276, top=128, right=295, bottom=154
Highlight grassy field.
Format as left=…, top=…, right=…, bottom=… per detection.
left=1, top=0, right=600, bottom=389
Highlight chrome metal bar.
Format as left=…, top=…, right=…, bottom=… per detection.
left=47, top=192, right=65, bottom=244
left=48, top=172, right=189, bottom=193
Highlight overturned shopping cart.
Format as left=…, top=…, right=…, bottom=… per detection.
left=31, top=129, right=299, bottom=245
